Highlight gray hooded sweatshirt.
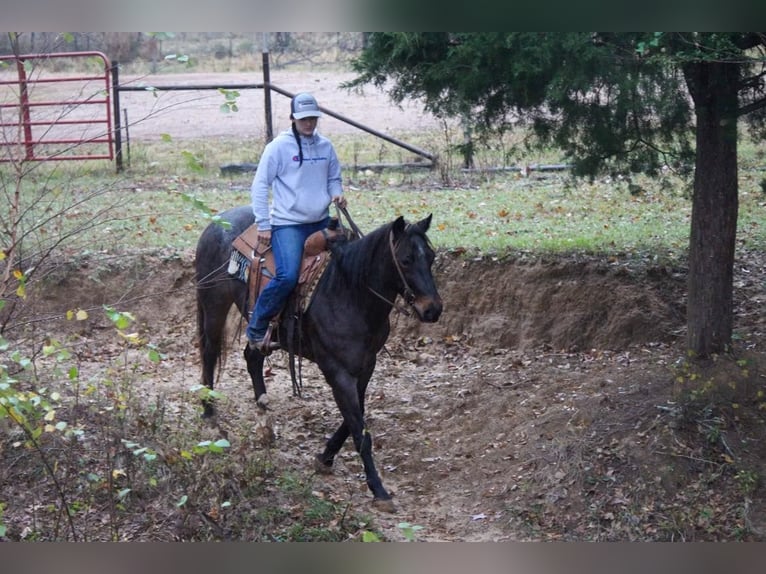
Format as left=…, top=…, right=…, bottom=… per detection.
left=251, top=128, right=343, bottom=231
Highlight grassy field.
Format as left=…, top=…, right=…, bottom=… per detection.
left=4, top=33, right=765, bottom=265
left=8, top=129, right=766, bottom=269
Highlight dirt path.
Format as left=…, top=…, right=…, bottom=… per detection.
left=26, top=247, right=766, bottom=541
left=117, top=70, right=444, bottom=142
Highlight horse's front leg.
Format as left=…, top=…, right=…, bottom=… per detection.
left=315, top=361, right=374, bottom=473
left=244, top=344, right=270, bottom=410
left=327, top=371, right=395, bottom=512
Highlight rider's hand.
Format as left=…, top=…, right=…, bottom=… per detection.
left=257, top=229, right=272, bottom=245
left=333, top=195, right=347, bottom=210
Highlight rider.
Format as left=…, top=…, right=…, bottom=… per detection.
left=246, top=92, right=347, bottom=353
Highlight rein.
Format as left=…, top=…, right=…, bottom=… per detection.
left=336, top=204, right=364, bottom=239
left=336, top=205, right=418, bottom=317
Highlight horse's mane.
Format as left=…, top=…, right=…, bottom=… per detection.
left=329, top=220, right=394, bottom=290
left=327, top=217, right=431, bottom=295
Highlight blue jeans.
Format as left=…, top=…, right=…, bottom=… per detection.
left=246, top=218, right=329, bottom=341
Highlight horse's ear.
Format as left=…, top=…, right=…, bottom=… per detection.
left=415, top=213, right=433, bottom=233
left=392, top=215, right=406, bottom=236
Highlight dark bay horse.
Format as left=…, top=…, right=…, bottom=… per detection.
left=194, top=205, right=443, bottom=511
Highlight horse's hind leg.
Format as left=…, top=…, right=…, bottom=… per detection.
left=315, top=422, right=350, bottom=473
left=244, top=344, right=269, bottom=409
left=197, top=294, right=231, bottom=418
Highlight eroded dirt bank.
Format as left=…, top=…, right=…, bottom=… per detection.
left=6, top=248, right=766, bottom=541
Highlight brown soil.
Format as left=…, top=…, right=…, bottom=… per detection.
left=16, top=245, right=766, bottom=542
left=116, top=70, right=444, bottom=142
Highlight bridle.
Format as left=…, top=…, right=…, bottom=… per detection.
left=365, top=229, right=418, bottom=316
left=336, top=205, right=418, bottom=317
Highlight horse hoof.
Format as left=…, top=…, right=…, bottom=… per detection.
left=313, top=454, right=334, bottom=475
left=256, top=393, right=270, bottom=410
left=201, top=410, right=217, bottom=425
left=372, top=498, right=396, bottom=513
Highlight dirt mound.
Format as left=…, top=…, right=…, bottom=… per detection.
left=35, top=250, right=686, bottom=355
left=406, top=254, right=686, bottom=352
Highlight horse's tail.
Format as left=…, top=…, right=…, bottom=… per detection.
left=196, top=287, right=206, bottom=366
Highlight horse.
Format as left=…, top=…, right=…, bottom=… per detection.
left=194, top=205, right=443, bottom=511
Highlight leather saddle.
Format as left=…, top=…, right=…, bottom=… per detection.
left=229, top=218, right=348, bottom=317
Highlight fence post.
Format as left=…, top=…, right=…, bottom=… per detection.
left=262, top=33, right=273, bottom=143
left=15, top=56, right=34, bottom=160
left=111, top=62, right=123, bottom=173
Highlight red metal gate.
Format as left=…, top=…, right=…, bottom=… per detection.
left=0, top=51, right=113, bottom=163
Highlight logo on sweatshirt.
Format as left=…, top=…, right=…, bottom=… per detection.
left=292, top=155, right=328, bottom=163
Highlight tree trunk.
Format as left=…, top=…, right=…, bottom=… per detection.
left=683, top=61, right=740, bottom=357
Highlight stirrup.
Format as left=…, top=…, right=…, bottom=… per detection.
left=249, top=322, right=279, bottom=356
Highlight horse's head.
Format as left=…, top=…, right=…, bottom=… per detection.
left=391, top=214, right=443, bottom=323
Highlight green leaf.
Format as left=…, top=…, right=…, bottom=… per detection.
left=209, top=215, right=232, bottom=230
left=160, top=133, right=172, bottom=142
left=117, top=488, right=131, bottom=500
left=193, top=441, right=210, bottom=455
left=180, top=193, right=213, bottom=215
left=176, top=495, right=188, bottom=507
left=103, top=305, right=134, bottom=330
left=181, top=150, right=204, bottom=173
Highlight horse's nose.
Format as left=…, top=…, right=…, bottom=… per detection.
left=416, top=297, right=442, bottom=323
